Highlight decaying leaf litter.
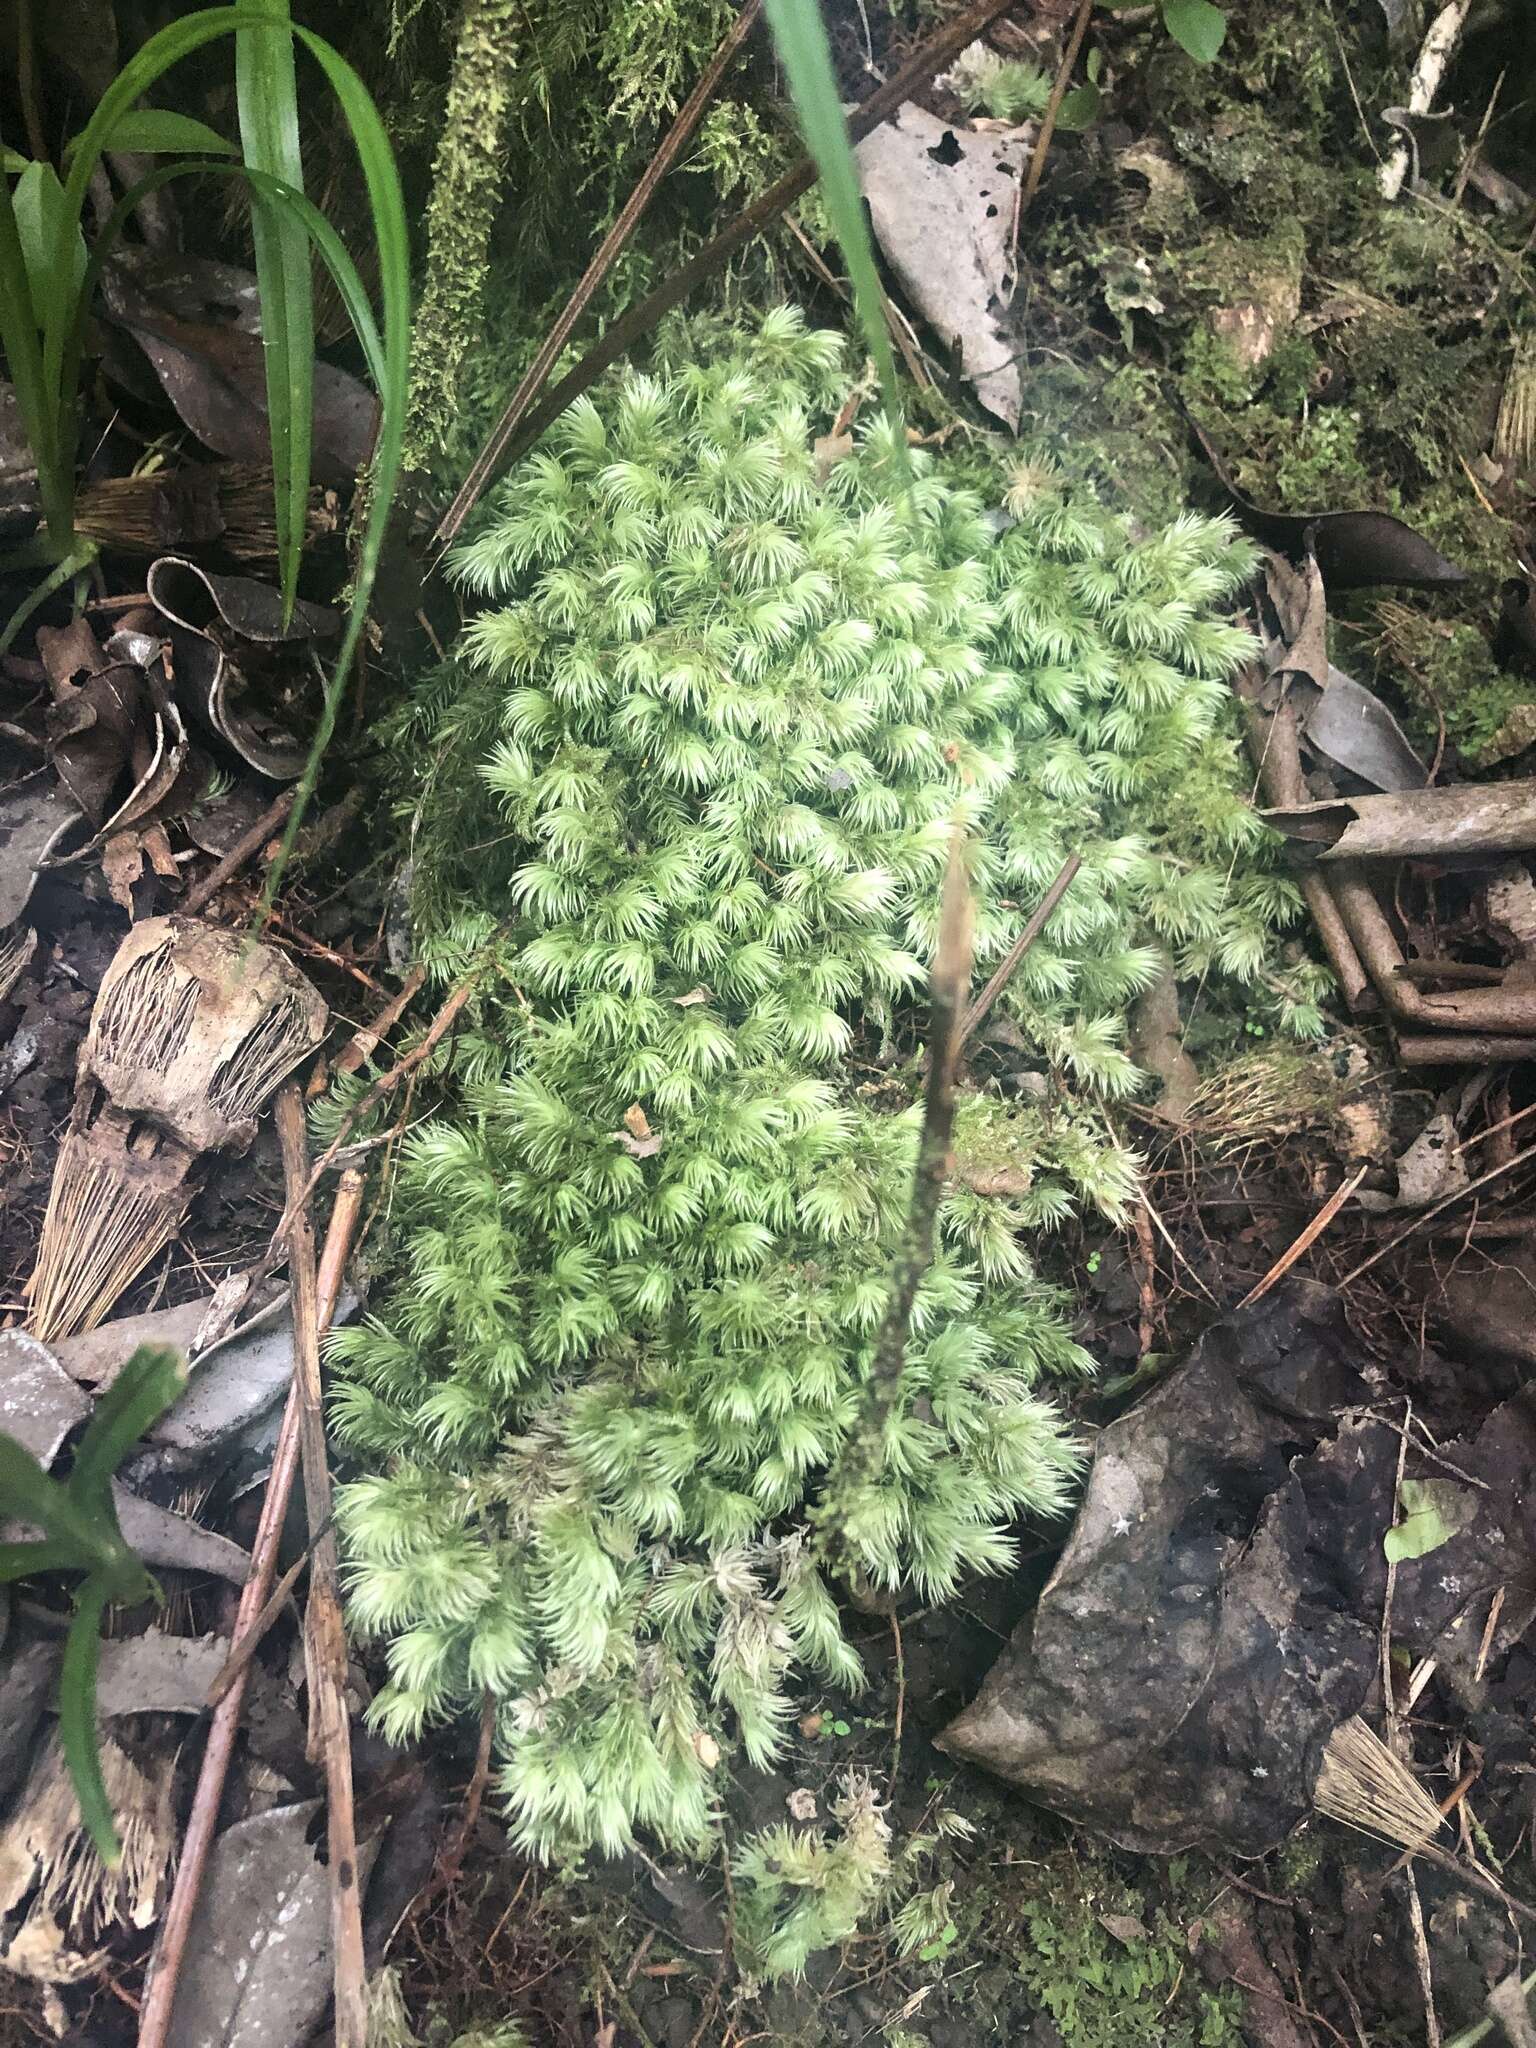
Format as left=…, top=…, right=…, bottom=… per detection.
left=5, top=2, right=1536, bottom=2046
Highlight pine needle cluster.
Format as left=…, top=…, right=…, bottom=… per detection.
left=335, top=310, right=1291, bottom=1884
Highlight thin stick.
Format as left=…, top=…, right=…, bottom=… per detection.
left=324, top=963, right=429, bottom=1086
left=138, top=1174, right=365, bottom=2048
left=204, top=1512, right=333, bottom=1709
left=433, top=0, right=764, bottom=552
left=181, top=789, right=296, bottom=917
left=821, top=835, right=973, bottom=1528
left=1235, top=1164, right=1369, bottom=1309
left=1015, top=0, right=1093, bottom=225
left=1341, top=1136, right=1536, bottom=1285
left=1383, top=1403, right=1411, bottom=1747
left=482, top=0, right=1032, bottom=478
left=275, top=1094, right=367, bottom=2048
left=958, top=855, right=1080, bottom=1050
left=1403, top=1868, right=1441, bottom=2048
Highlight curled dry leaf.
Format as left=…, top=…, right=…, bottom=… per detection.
left=1188, top=415, right=1467, bottom=589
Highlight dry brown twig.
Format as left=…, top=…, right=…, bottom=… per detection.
left=957, top=853, right=1080, bottom=1051
left=180, top=787, right=295, bottom=917
left=275, top=1090, right=368, bottom=2048
left=139, top=1166, right=366, bottom=2048
left=1015, top=0, right=1094, bottom=228
left=820, top=833, right=973, bottom=1532
left=1235, top=1164, right=1370, bottom=1310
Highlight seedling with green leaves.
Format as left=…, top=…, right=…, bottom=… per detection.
left=0, top=1344, right=186, bottom=1865
left=0, top=1, right=410, bottom=899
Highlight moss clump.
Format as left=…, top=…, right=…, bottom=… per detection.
left=333, top=310, right=1306, bottom=1875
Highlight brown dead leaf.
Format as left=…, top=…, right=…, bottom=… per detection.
left=813, top=431, right=853, bottom=483
left=672, top=986, right=711, bottom=1007
left=623, top=1103, right=652, bottom=1140
left=100, top=833, right=144, bottom=912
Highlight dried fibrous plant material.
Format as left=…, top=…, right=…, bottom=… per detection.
left=1496, top=336, right=1536, bottom=473
left=0, top=922, right=36, bottom=1003
left=77, top=919, right=326, bottom=1155
left=0, top=1734, right=175, bottom=1982
left=1314, top=1715, right=1445, bottom=1852
left=1185, top=1045, right=1356, bottom=1159
left=27, top=918, right=325, bottom=1342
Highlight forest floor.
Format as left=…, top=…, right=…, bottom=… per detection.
left=5, top=1, right=1536, bottom=2044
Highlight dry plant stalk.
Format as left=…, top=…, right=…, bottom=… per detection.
left=1315, top=1716, right=1446, bottom=1852
left=819, top=833, right=973, bottom=1533
left=138, top=1172, right=365, bottom=2048
left=26, top=919, right=325, bottom=1342
left=275, top=1088, right=367, bottom=2048
left=1496, top=336, right=1536, bottom=470
left=0, top=924, right=36, bottom=1003
left=433, top=0, right=765, bottom=551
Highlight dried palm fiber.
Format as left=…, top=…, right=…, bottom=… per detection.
left=27, top=917, right=325, bottom=1342
left=73, top=464, right=340, bottom=562
left=0, top=1733, right=174, bottom=1982
left=1314, top=1714, right=1446, bottom=1852
left=0, top=922, right=36, bottom=1003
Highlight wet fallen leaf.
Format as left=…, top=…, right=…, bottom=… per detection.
left=1189, top=415, right=1467, bottom=588
left=103, top=256, right=376, bottom=485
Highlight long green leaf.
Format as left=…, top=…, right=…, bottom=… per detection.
left=66, top=1344, right=186, bottom=1537
left=59, top=1574, right=118, bottom=1865
left=0, top=1539, right=92, bottom=1583
left=34, top=8, right=409, bottom=901
left=72, top=108, right=237, bottom=158
left=0, top=156, right=67, bottom=541
left=0, top=1434, right=100, bottom=1557
left=252, top=23, right=413, bottom=913
left=762, top=0, right=906, bottom=474
left=235, top=0, right=313, bottom=619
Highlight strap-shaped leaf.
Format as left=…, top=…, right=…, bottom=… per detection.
left=762, top=0, right=907, bottom=476
left=83, top=109, right=236, bottom=157
left=59, top=1572, right=118, bottom=1866
left=66, top=1344, right=186, bottom=1537
left=236, top=0, right=313, bottom=618
left=0, top=1538, right=91, bottom=1584
left=0, top=1432, right=99, bottom=1557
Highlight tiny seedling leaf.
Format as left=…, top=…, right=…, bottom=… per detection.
left=1383, top=1478, right=1478, bottom=1565
left=1162, top=0, right=1227, bottom=63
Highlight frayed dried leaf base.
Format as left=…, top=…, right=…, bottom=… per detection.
left=1315, top=1715, right=1446, bottom=1853
left=25, top=917, right=325, bottom=1341
left=0, top=1734, right=175, bottom=1983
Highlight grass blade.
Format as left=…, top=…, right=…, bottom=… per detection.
left=59, top=1573, right=118, bottom=1865
left=254, top=23, right=412, bottom=914
left=35, top=8, right=410, bottom=905
left=0, top=160, right=66, bottom=541
left=235, top=0, right=313, bottom=619
left=762, top=0, right=906, bottom=471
